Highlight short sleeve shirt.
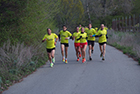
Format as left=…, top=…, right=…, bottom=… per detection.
left=78, top=32, right=87, bottom=43
left=86, top=28, right=96, bottom=41
left=96, top=29, right=107, bottom=43
left=73, top=32, right=81, bottom=43
left=59, top=30, right=72, bottom=43
left=42, top=33, right=58, bottom=49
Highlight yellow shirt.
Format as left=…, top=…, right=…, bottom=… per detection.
left=96, top=29, right=107, bottom=43
left=42, top=33, right=58, bottom=49
left=79, top=27, right=82, bottom=33
left=78, top=32, right=87, bottom=43
left=86, top=28, right=96, bottom=41
left=95, top=27, right=98, bottom=31
left=84, top=27, right=88, bottom=33
left=73, top=32, right=81, bottom=43
left=104, top=27, right=108, bottom=30
left=59, top=30, right=72, bottom=43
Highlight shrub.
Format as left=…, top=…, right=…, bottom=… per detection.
left=108, top=29, right=140, bottom=63
left=0, top=40, right=47, bottom=90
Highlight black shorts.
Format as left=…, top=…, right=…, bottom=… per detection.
left=61, top=43, right=69, bottom=47
left=46, top=48, right=55, bottom=53
left=99, top=42, right=107, bottom=45
left=87, top=40, right=95, bottom=46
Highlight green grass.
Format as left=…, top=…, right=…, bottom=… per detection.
left=108, top=41, right=138, bottom=63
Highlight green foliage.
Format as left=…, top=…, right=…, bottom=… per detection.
left=56, top=0, right=84, bottom=31
left=0, top=0, right=61, bottom=46
left=132, top=0, right=140, bottom=14
left=138, top=58, right=140, bottom=65
left=110, top=42, right=136, bottom=58
left=0, top=77, right=3, bottom=87
left=0, top=40, right=48, bottom=91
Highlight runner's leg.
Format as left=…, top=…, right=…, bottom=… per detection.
left=83, top=45, right=87, bottom=59
left=64, top=46, right=68, bottom=63
left=47, top=52, right=52, bottom=63
left=88, top=45, right=92, bottom=60
left=102, top=43, right=106, bottom=59
left=75, top=46, right=78, bottom=58
left=61, top=44, right=64, bottom=57
left=51, top=49, right=55, bottom=58
left=51, top=49, right=55, bottom=63
left=99, top=44, right=103, bottom=57
left=65, top=47, right=68, bottom=59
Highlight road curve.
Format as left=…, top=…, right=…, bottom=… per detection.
left=3, top=40, right=140, bottom=94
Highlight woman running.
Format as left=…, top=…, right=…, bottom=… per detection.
left=86, top=23, right=96, bottom=60
left=90, top=24, right=108, bottom=60
left=77, top=27, right=88, bottom=63
left=58, top=25, right=72, bottom=63
left=72, top=27, right=81, bottom=61
left=42, top=28, right=58, bottom=67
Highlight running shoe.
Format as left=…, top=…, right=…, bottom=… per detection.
left=77, top=58, right=79, bottom=61
left=52, top=57, right=55, bottom=63
left=102, top=57, right=105, bottom=60
left=79, top=54, right=81, bottom=58
left=62, top=57, right=65, bottom=62
left=100, top=53, right=103, bottom=57
left=65, top=59, right=68, bottom=63
left=50, top=63, right=54, bottom=68
left=91, top=50, right=93, bottom=54
left=82, top=58, right=86, bottom=63
left=89, top=57, right=92, bottom=61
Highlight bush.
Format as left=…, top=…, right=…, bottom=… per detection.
left=0, top=40, right=47, bottom=91
left=108, top=30, right=140, bottom=63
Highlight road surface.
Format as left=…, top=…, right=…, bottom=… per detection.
left=3, top=40, right=140, bottom=94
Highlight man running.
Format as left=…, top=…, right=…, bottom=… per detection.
left=42, top=28, right=58, bottom=67
left=58, top=25, right=72, bottom=63
left=90, top=24, right=108, bottom=60
left=86, top=23, right=96, bottom=60
left=72, top=27, right=81, bottom=61
left=77, top=27, right=88, bottom=63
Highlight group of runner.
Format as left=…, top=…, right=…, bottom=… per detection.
left=42, top=24, right=108, bottom=67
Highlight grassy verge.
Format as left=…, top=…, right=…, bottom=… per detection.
left=0, top=41, right=48, bottom=93
left=107, top=29, right=140, bottom=65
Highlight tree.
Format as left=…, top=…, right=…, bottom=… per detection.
left=56, top=0, right=84, bottom=31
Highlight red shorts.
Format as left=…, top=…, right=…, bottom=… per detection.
left=80, top=42, right=87, bottom=48
left=74, top=43, right=80, bottom=47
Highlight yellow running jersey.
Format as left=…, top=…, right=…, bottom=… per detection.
left=78, top=32, right=87, bottom=43
left=73, top=32, right=81, bottom=43
left=96, top=29, right=107, bottom=43
left=79, top=27, right=82, bottom=33
left=59, top=30, right=72, bottom=43
left=84, top=27, right=88, bottom=33
left=94, top=27, right=98, bottom=31
left=86, top=28, right=96, bottom=41
left=42, top=33, right=58, bottom=49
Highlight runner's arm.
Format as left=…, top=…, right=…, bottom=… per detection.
left=77, top=36, right=82, bottom=40
left=42, top=39, right=46, bottom=42
left=90, top=34, right=102, bottom=37
left=106, top=34, right=108, bottom=39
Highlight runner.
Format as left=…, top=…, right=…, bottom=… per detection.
left=79, top=24, right=82, bottom=33
left=94, top=27, right=98, bottom=32
left=86, top=23, right=96, bottom=60
left=77, top=27, right=88, bottom=63
left=72, top=27, right=81, bottom=61
left=84, top=26, right=88, bottom=33
left=42, top=28, right=58, bottom=67
left=90, top=24, right=108, bottom=60
left=58, top=25, right=72, bottom=63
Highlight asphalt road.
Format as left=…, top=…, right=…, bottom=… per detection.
left=3, top=40, right=140, bottom=94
